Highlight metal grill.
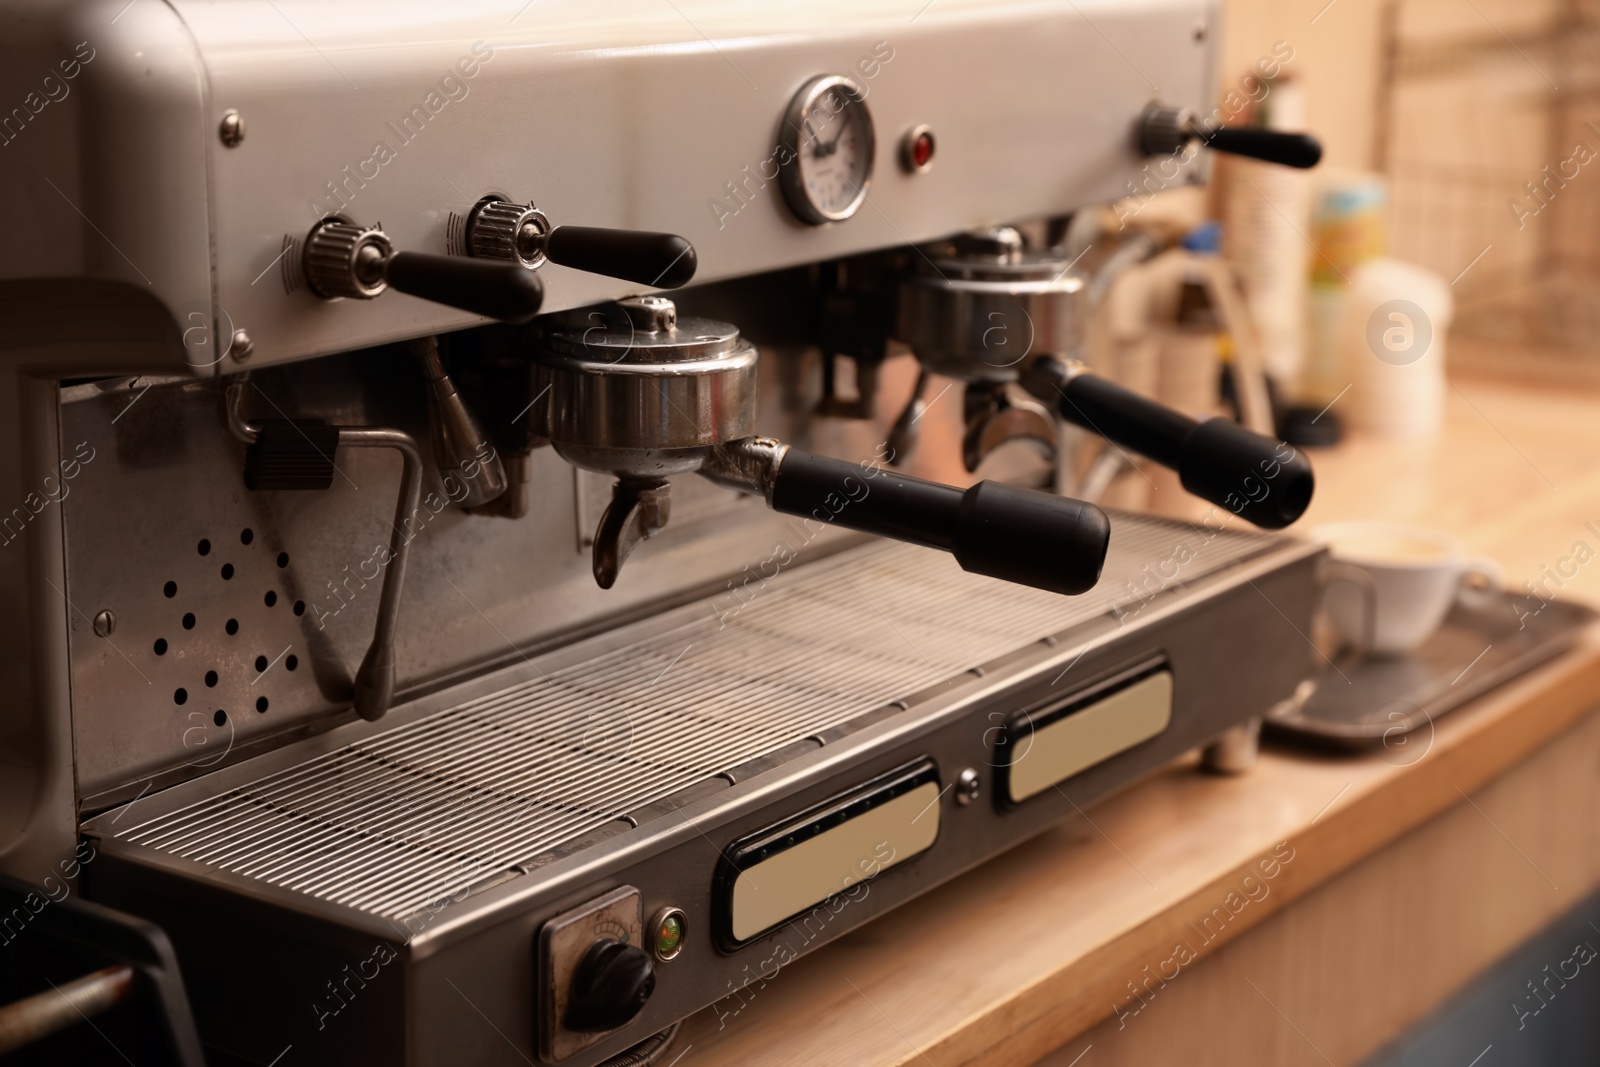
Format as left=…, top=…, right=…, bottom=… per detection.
left=113, top=515, right=1270, bottom=919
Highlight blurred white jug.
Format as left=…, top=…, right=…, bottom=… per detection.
left=1339, top=258, right=1454, bottom=439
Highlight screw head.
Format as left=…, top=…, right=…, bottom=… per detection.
left=230, top=329, right=254, bottom=362
left=620, top=295, right=678, bottom=333
left=219, top=110, right=244, bottom=147
left=955, top=767, right=981, bottom=806
left=92, top=610, right=116, bottom=638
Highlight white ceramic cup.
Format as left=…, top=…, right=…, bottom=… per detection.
left=1313, top=521, right=1503, bottom=655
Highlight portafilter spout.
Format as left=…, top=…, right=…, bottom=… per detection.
left=529, top=296, right=1111, bottom=593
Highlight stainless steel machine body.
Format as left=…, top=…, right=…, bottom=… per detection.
left=0, top=3, right=1345, bottom=1065
left=0, top=0, right=1222, bottom=876
left=82, top=513, right=1321, bottom=1066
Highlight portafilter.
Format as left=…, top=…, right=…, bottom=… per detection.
left=897, top=228, right=1314, bottom=530
left=530, top=296, right=1111, bottom=592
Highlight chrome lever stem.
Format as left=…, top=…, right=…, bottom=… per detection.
left=223, top=376, right=422, bottom=721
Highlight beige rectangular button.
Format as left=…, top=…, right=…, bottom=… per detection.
left=1008, top=670, right=1172, bottom=803
left=730, top=781, right=940, bottom=943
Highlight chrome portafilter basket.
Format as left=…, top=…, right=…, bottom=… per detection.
left=532, top=296, right=1112, bottom=593
left=532, top=296, right=760, bottom=587
left=895, top=229, right=1315, bottom=531
left=892, top=227, right=1077, bottom=471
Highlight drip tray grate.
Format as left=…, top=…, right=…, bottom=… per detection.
left=112, top=515, right=1272, bottom=919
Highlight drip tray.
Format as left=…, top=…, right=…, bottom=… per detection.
left=94, top=514, right=1274, bottom=922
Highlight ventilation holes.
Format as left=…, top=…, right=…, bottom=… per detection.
left=277, top=552, right=290, bottom=569
left=221, top=563, right=235, bottom=581
left=225, top=618, right=239, bottom=636
left=264, top=591, right=278, bottom=608
left=163, top=580, right=177, bottom=598
left=256, top=697, right=269, bottom=714
left=213, top=709, right=227, bottom=727
left=153, top=638, right=168, bottom=656
left=173, top=688, right=187, bottom=705
left=254, top=654, right=269, bottom=672
left=182, top=613, right=196, bottom=630
left=293, top=601, right=305, bottom=616
left=285, top=654, right=299, bottom=672
left=197, top=538, right=211, bottom=556
left=204, top=670, right=218, bottom=687
left=240, top=528, right=254, bottom=546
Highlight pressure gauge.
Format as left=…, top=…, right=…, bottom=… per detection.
left=778, top=75, right=876, bottom=225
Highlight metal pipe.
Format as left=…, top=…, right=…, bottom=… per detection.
left=339, top=428, right=423, bottom=720
left=0, top=964, right=134, bottom=1056
left=411, top=336, right=508, bottom=508
left=224, top=377, right=423, bottom=720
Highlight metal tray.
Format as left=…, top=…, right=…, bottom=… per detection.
left=1265, top=594, right=1596, bottom=749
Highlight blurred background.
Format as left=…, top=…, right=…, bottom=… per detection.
left=1059, top=0, right=1600, bottom=516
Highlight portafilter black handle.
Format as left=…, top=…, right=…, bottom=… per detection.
left=546, top=226, right=698, bottom=289
left=384, top=252, right=546, bottom=324
left=1028, top=361, right=1313, bottom=529
left=769, top=449, right=1110, bottom=596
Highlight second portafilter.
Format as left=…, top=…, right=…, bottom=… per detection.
left=896, top=228, right=1313, bottom=530
left=530, top=296, right=1111, bottom=594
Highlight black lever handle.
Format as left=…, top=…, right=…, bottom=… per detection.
left=545, top=226, right=698, bottom=289
left=384, top=252, right=545, bottom=324
left=1136, top=103, right=1322, bottom=170
left=1200, top=126, right=1322, bottom=169
left=1042, top=368, right=1313, bottom=529
left=769, top=450, right=1109, bottom=596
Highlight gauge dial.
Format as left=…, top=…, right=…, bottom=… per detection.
left=779, top=75, right=876, bottom=225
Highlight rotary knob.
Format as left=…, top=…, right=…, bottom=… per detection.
left=464, top=196, right=697, bottom=289
left=299, top=217, right=544, bottom=323
left=563, top=938, right=655, bottom=1033
left=303, top=220, right=392, bottom=300
left=466, top=199, right=550, bottom=269
left=1135, top=103, right=1195, bottom=157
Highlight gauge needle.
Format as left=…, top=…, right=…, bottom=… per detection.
left=813, top=125, right=846, bottom=159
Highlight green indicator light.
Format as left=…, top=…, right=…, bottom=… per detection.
left=654, top=909, right=686, bottom=960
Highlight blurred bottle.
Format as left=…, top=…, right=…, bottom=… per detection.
left=1223, top=75, right=1313, bottom=395
left=1305, top=172, right=1388, bottom=404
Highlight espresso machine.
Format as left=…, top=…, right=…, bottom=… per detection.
left=0, top=3, right=1326, bottom=1064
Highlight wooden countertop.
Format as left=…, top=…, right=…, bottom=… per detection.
left=677, top=371, right=1600, bottom=1067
